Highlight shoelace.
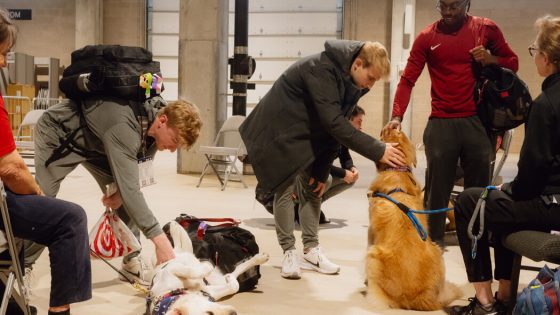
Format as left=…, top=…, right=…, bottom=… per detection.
left=284, top=251, right=297, bottom=267
left=465, top=297, right=478, bottom=314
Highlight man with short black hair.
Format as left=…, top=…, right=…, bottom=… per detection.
left=296, top=105, right=366, bottom=225
left=382, top=0, right=518, bottom=247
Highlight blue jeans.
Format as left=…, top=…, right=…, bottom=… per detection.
left=2, top=190, right=92, bottom=307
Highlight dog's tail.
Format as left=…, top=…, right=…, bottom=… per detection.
left=437, top=281, right=463, bottom=307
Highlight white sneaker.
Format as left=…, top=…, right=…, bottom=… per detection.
left=280, top=249, right=301, bottom=279
left=118, top=255, right=151, bottom=286
left=300, top=247, right=340, bottom=274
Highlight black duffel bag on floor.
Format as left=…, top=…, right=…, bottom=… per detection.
left=163, top=214, right=261, bottom=292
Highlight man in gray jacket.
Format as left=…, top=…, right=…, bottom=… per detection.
left=26, top=97, right=202, bottom=285
left=239, top=40, right=406, bottom=279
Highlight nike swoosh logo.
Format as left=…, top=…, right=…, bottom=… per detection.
left=430, top=44, right=441, bottom=50
left=306, top=258, right=320, bottom=268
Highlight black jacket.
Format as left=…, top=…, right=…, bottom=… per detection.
left=503, top=72, right=560, bottom=200
left=239, top=40, right=386, bottom=193
left=330, top=146, right=354, bottom=178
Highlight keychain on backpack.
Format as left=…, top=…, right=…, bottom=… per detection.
left=139, top=73, right=163, bottom=98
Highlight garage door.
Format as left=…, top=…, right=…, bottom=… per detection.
left=148, top=0, right=342, bottom=109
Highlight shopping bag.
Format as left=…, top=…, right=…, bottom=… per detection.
left=89, top=208, right=141, bottom=259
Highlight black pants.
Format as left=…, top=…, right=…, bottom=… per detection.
left=423, top=116, right=493, bottom=244
left=1, top=190, right=92, bottom=307
left=455, top=187, right=560, bottom=282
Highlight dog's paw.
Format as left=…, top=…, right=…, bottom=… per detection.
left=224, top=274, right=240, bottom=292
left=253, top=253, right=270, bottom=265
left=200, top=261, right=214, bottom=277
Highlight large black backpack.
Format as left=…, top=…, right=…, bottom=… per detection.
left=163, top=214, right=261, bottom=292
left=474, top=65, right=532, bottom=132
left=59, top=45, right=163, bottom=101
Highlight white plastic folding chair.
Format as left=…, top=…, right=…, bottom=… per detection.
left=196, top=115, right=248, bottom=190
left=14, top=110, right=44, bottom=174
left=14, top=109, right=44, bottom=143
left=0, top=180, right=31, bottom=315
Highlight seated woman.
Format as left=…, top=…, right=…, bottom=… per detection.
left=449, top=15, right=560, bottom=315
left=0, top=8, right=91, bottom=315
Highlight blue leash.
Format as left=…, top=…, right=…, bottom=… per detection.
left=468, top=185, right=498, bottom=259
left=373, top=192, right=454, bottom=241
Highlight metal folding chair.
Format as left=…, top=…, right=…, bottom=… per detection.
left=0, top=180, right=31, bottom=315
left=196, top=115, right=248, bottom=190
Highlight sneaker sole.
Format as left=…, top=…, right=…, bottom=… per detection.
left=299, top=259, right=340, bottom=275
left=280, top=271, right=301, bottom=279
left=118, top=271, right=150, bottom=286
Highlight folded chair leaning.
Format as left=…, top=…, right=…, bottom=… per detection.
left=196, top=115, right=248, bottom=191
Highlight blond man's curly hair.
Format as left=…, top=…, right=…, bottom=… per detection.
left=158, top=99, right=202, bottom=149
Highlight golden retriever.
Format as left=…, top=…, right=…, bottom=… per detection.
left=365, top=129, right=461, bottom=311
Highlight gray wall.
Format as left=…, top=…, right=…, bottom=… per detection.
left=1, top=0, right=145, bottom=68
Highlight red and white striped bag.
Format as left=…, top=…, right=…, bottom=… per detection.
left=89, top=209, right=141, bottom=259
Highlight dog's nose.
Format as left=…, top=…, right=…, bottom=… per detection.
left=229, top=312, right=237, bottom=315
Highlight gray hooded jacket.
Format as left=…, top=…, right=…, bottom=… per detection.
left=239, top=40, right=386, bottom=193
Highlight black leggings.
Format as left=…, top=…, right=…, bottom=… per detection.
left=454, top=187, right=560, bottom=282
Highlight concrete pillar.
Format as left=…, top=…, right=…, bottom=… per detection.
left=103, top=0, right=146, bottom=47
left=177, top=0, right=229, bottom=174
left=75, top=0, right=103, bottom=49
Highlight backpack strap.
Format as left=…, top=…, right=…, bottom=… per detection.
left=177, top=217, right=241, bottom=240
left=45, top=98, right=163, bottom=167
left=181, top=217, right=240, bottom=227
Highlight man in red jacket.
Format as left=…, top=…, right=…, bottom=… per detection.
left=382, top=0, right=518, bottom=246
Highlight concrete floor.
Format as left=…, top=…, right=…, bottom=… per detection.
left=26, top=148, right=543, bottom=314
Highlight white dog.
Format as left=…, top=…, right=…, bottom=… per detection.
left=149, top=221, right=270, bottom=315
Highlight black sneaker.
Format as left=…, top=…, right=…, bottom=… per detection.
left=493, top=294, right=509, bottom=314
left=447, top=297, right=507, bottom=315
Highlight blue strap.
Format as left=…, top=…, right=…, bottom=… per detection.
left=373, top=193, right=454, bottom=214
left=373, top=192, right=431, bottom=241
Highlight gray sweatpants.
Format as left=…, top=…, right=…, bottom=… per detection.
left=274, top=167, right=332, bottom=252
left=25, top=129, right=140, bottom=268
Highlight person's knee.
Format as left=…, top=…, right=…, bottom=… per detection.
left=63, top=202, right=88, bottom=228
left=455, top=187, right=483, bottom=216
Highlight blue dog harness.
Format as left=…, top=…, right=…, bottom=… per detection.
left=368, top=188, right=454, bottom=241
